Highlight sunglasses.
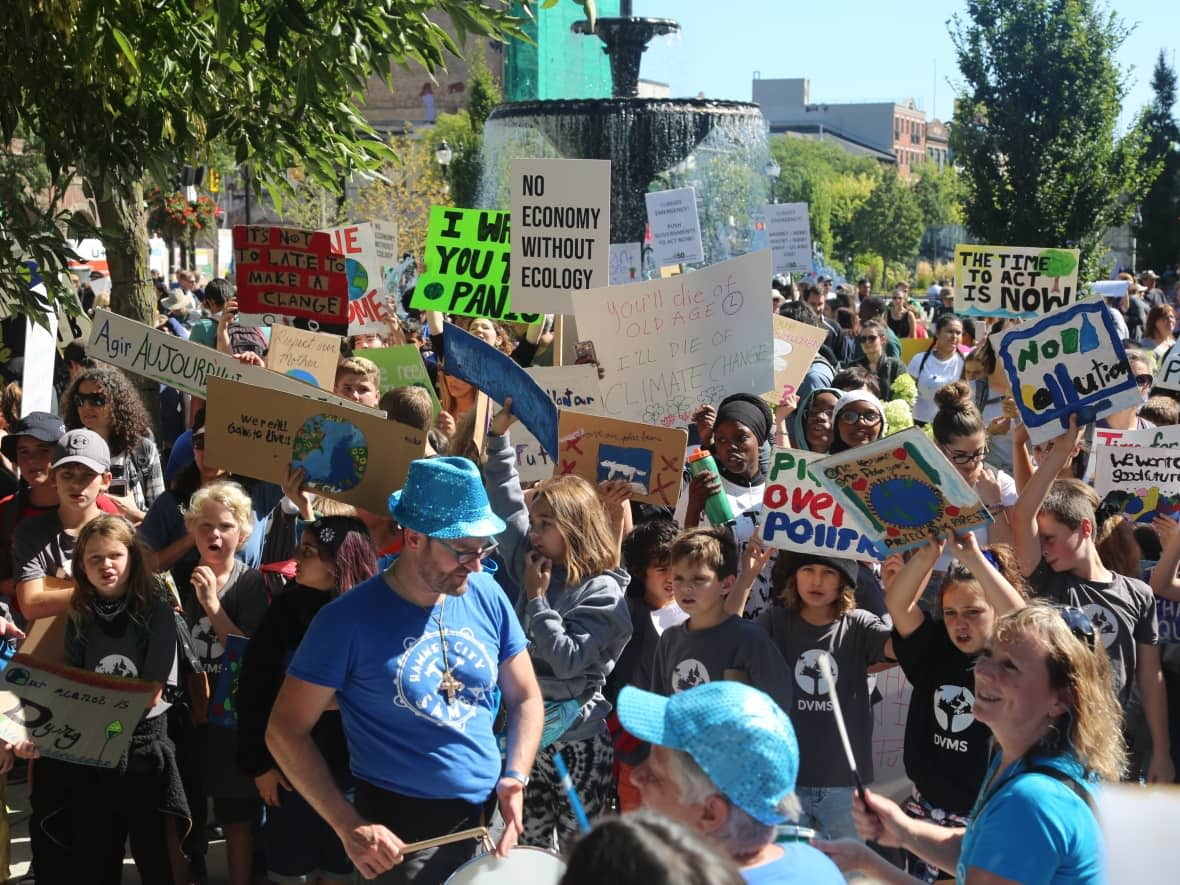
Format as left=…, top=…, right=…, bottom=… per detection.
left=1058, top=605, right=1097, bottom=652
left=838, top=410, right=882, bottom=426
left=858, top=335, right=879, bottom=343
left=1135, top=373, right=1153, bottom=389
left=75, top=392, right=108, bottom=408
left=435, top=538, right=499, bottom=566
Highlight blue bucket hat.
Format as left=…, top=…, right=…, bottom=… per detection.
left=617, top=683, right=799, bottom=825
left=388, top=457, right=506, bottom=540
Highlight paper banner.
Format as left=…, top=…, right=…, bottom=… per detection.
left=995, top=300, right=1139, bottom=445
left=608, top=243, right=644, bottom=286
left=555, top=410, right=687, bottom=507
left=322, top=221, right=398, bottom=335
left=509, top=158, right=611, bottom=314
left=898, top=337, right=928, bottom=367
left=572, top=250, right=774, bottom=427
left=266, top=324, right=341, bottom=390
left=233, top=225, right=349, bottom=334
left=766, top=202, right=812, bottom=276
left=363, top=345, right=441, bottom=416
left=759, top=448, right=889, bottom=562
left=1091, top=424, right=1180, bottom=449
left=765, top=315, right=828, bottom=401
left=814, top=427, right=993, bottom=554
left=1155, top=338, right=1180, bottom=393
left=1093, top=445, right=1180, bottom=524
left=208, top=634, right=248, bottom=729
left=954, top=244, right=1081, bottom=318
left=410, top=207, right=541, bottom=324
left=0, top=654, right=155, bottom=768
left=87, top=310, right=376, bottom=413
left=645, top=187, right=704, bottom=267
left=204, top=376, right=425, bottom=514
left=442, top=324, right=558, bottom=458
left=510, top=365, right=605, bottom=485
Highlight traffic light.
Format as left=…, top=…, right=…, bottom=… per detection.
left=208, top=169, right=220, bottom=193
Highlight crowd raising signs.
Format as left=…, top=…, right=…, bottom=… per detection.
left=233, top=225, right=349, bottom=334
left=571, top=250, right=774, bottom=427
left=509, top=158, right=611, bottom=314
left=954, top=244, right=1080, bottom=318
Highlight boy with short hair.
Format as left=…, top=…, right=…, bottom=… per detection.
left=13, top=429, right=113, bottom=621
left=334, top=356, right=381, bottom=407
left=1012, top=418, right=1172, bottom=782
left=649, top=527, right=793, bottom=711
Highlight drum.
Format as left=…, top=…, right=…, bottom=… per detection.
left=775, top=823, right=818, bottom=844
left=445, top=847, right=566, bottom=884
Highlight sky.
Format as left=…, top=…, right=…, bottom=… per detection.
left=634, top=0, right=1179, bottom=131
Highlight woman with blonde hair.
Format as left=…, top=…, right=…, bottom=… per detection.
left=820, top=603, right=1124, bottom=884
left=485, top=397, right=632, bottom=852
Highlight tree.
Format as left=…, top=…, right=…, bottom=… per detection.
left=1134, top=50, right=1180, bottom=273
left=850, top=169, right=925, bottom=269
left=913, top=162, right=965, bottom=228
left=0, top=1, right=528, bottom=328
left=949, top=0, right=1157, bottom=282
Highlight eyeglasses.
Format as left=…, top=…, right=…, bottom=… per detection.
left=941, top=444, right=989, bottom=465
left=838, top=410, right=882, bottom=426
left=192, top=435, right=206, bottom=451
left=806, top=409, right=834, bottom=424
left=1058, top=606, right=1097, bottom=652
left=1135, top=373, right=1154, bottom=389
left=858, top=335, right=879, bottom=343
left=435, top=538, right=499, bottom=565
left=75, top=392, right=108, bottom=408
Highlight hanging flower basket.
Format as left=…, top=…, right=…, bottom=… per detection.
left=145, top=187, right=222, bottom=241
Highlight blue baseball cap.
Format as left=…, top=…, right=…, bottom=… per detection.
left=617, top=683, right=799, bottom=825
left=388, top=457, right=506, bottom=540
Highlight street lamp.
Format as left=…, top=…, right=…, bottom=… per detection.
left=435, top=140, right=453, bottom=194
left=765, top=157, right=781, bottom=204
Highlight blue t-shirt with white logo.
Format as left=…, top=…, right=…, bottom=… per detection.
left=289, top=570, right=527, bottom=803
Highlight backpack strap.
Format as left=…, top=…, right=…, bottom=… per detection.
left=1025, top=764, right=1097, bottom=816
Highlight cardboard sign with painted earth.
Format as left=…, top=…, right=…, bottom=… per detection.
left=291, top=414, right=368, bottom=494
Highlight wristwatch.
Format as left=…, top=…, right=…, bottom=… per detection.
left=503, top=768, right=530, bottom=788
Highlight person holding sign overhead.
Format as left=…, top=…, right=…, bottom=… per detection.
left=907, top=314, right=965, bottom=426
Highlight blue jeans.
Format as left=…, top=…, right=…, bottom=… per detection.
left=796, top=786, right=859, bottom=841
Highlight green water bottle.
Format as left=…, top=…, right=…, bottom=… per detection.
left=687, top=449, right=735, bottom=526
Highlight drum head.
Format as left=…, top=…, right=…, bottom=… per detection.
left=445, top=847, right=566, bottom=885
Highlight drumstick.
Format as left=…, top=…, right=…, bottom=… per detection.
left=817, top=652, right=867, bottom=803
left=554, top=752, right=592, bottom=834
left=401, top=826, right=491, bottom=856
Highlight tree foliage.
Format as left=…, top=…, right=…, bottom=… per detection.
left=913, top=162, right=965, bottom=227
left=850, top=169, right=925, bottom=269
left=1134, top=50, right=1180, bottom=273
left=0, top=0, right=527, bottom=322
left=949, top=0, right=1157, bottom=281
left=432, top=49, right=502, bottom=209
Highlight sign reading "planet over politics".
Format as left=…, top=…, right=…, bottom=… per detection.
left=510, top=158, right=610, bottom=314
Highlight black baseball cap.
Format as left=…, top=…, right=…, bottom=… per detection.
left=1, top=412, right=66, bottom=461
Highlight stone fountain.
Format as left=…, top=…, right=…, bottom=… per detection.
left=479, top=15, right=772, bottom=268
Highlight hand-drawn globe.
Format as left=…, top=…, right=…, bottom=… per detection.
left=291, top=414, right=368, bottom=493
left=346, top=258, right=369, bottom=301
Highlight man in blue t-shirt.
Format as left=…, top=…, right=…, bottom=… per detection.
left=267, top=457, right=543, bottom=883
left=618, top=682, right=843, bottom=884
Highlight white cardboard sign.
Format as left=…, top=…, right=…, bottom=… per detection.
left=765, top=202, right=812, bottom=275
left=645, top=187, right=704, bottom=267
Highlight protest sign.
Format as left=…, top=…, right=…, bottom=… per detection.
left=954, top=244, right=1081, bottom=318
left=323, top=221, right=398, bottom=335
left=364, top=345, right=441, bottom=416
left=1093, top=445, right=1180, bottom=524
left=1155, top=338, right=1180, bottom=393
left=54, top=288, right=92, bottom=352
left=765, top=202, right=812, bottom=276
left=898, top=337, right=928, bottom=367
left=571, top=250, right=774, bottom=427
left=1101, top=783, right=1180, bottom=879
left=204, top=376, right=424, bottom=513
left=645, top=187, right=704, bottom=267
left=233, top=225, right=349, bottom=334
left=815, top=427, right=992, bottom=554
left=208, top=635, right=248, bottom=729
left=411, top=207, right=541, bottom=323
left=442, top=324, right=558, bottom=458
left=511, top=365, right=605, bottom=484
left=1091, top=424, right=1180, bottom=449
left=22, top=314, right=58, bottom=416
left=765, top=315, right=828, bottom=401
left=510, top=158, right=611, bottom=314
left=609, top=242, right=644, bottom=286
left=555, top=410, right=687, bottom=507
left=758, top=448, right=888, bottom=562
left=0, top=654, right=155, bottom=768
left=88, top=310, right=375, bottom=412
left=995, top=300, right=1139, bottom=445
left=266, top=324, right=341, bottom=389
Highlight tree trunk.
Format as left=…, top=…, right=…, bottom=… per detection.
left=96, top=181, right=161, bottom=429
